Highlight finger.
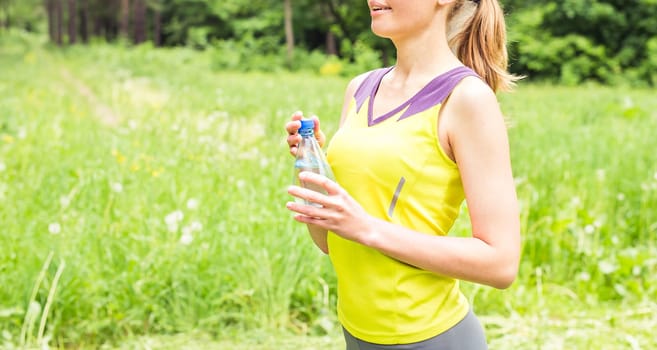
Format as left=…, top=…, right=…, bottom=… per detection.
left=285, top=120, right=302, bottom=136
left=291, top=111, right=304, bottom=120
left=287, top=185, right=328, bottom=206
left=310, top=115, right=326, bottom=146
left=285, top=111, right=304, bottom=135
left=298, top=171, right=340, bottom=196
left=287, top=133, right=301, bottom=147
left=286, top=201, right=325, bottom=219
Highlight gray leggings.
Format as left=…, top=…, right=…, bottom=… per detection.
left=343, top=310, right=488, bottom=350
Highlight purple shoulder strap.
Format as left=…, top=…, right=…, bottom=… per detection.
left=353, top=67, right=394, bottom=114
left=351, top=66, right=480, bottom=127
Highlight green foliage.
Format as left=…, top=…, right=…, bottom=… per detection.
left=508, top=1, right=657, bottom=85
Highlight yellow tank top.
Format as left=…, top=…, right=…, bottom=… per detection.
left=325, top=66, right=478, bottom=344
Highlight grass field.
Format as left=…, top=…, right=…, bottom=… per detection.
left=1, top=31, right=657, bottom=349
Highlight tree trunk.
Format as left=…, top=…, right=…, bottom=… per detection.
left=119, top=0, right=129, bottom=39
left=132, top=0, right=146, bottom=44
left=67, top=0, right=77, bottom=44
left=54, top=0, right=63, bottom=45
left=153, top=7, right=161, bottom=46
left=45, top=0, right=55, bottom=42
left=78, top=0, right=88, bottom=43
left=1, top=0, right=10, bottom=29
left=284, top=0, right=294, bottom=66
left=326, top=31, right=337, bottom=56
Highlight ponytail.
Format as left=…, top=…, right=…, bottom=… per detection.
left=447, top=0, right=520, bottom=92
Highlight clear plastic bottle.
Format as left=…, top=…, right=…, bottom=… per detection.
left=293, top=119, right=335, bottom=207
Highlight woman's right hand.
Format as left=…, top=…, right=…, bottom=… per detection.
left=285, top=111, right=326, bottom=156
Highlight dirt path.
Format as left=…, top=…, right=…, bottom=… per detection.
left=60, top=68, right=120, bottom=127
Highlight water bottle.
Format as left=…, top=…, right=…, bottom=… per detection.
left=293, top=119, right=335, bottom=207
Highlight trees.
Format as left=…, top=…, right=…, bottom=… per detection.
left=506, top=0, right=657, bottom=85
left=2, top=0, right=655, bottom=85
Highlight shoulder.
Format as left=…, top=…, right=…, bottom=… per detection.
left=443, top=75, right=504, bottom=130
left=338, top=69, right=384, bottom=126
left=449, top=75, right=499, bottom=115
left=441, top=74, right=508, bottom=156
left=345, top=69, right=381, bottom=98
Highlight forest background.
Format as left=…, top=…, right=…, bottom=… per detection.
left=2, top=0, right=657, bottom=85
left=1, top=0, right=657, bottom=349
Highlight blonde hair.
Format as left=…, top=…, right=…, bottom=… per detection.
left=447, top=0, right=520, bottom=92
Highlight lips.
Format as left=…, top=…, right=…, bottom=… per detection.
left=369, top=1, right=391, bottom=11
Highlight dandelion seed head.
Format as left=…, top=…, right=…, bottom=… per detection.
left=259, top=157, right=270, bottom=168
left=577, top=272, right=590, bottom=281
left=584, top=224, right=595, bottom=234
left=236, top=180, right=246, bottom=189
left=111, top=182, right=123, bottom=193
left=186, top=198, right=199, bottom=210
left=570, top=196, right=581, bottom=207
left=598, top=260, right=617, bottom=275
left=595, top=169, right=606, bottom=181
left=48, top=223, right=61, bottom=235
left=180, top=232, right=193, bottom=245
left=165, top=210, right=184, bottom=227
left=190, top=221, right=203, bottom=231
left=611, top=235, right=619, bottom=245
left=0, top=161, right=6, bottom=172
left=617, top=193, right=625, bottom=201
left=59, top=196, right=70, bottom=208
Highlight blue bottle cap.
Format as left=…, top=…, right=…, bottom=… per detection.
left=299, top=119, right=315, bottom=135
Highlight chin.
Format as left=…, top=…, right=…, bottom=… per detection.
left=370, top=24, right=393, bottom=39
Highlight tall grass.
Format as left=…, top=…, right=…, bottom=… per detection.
left=1, top=31, right=656, bottom=348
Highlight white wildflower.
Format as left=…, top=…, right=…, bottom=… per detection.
left=165, top=210, right=184, bottom=232
left=165, top=210, right=184, bottom=226
left=260, top=157, right=270, bottom=168
left=111, top=182, right=123, bottom=193
left=584, top=225, right=595, bottom=234
left=59, top=196, right=70, bottom=208
left=598, top=260, right=617, bottom=275
left=570, top=196, right=581, bottom=207
left=186, top=198, right=199, bottom=210
left=179, top=232, right=193, bottom=245
left=577, top=272, right=590, bottom=281
left=48, top=223, right=61, bottom=235
left=189, top=221, right=203, bottom=231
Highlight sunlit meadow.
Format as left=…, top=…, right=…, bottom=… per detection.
left=1, top=31, right=656, bottom=349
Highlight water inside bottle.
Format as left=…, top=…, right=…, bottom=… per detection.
left=294, top=162, right=328, bottom=208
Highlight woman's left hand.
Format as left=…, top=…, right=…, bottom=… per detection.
left=286, top=171, right=374, bottom=245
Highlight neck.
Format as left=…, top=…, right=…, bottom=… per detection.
left=388, top=12, right=460, bottom=83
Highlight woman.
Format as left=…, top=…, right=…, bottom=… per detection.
left=285, top=0, right=521, bottom=348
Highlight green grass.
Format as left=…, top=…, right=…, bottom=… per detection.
left=1, top=30, right=656, bottom=349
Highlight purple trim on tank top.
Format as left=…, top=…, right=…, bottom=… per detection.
left=353, top=66, right=479, bottom=127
